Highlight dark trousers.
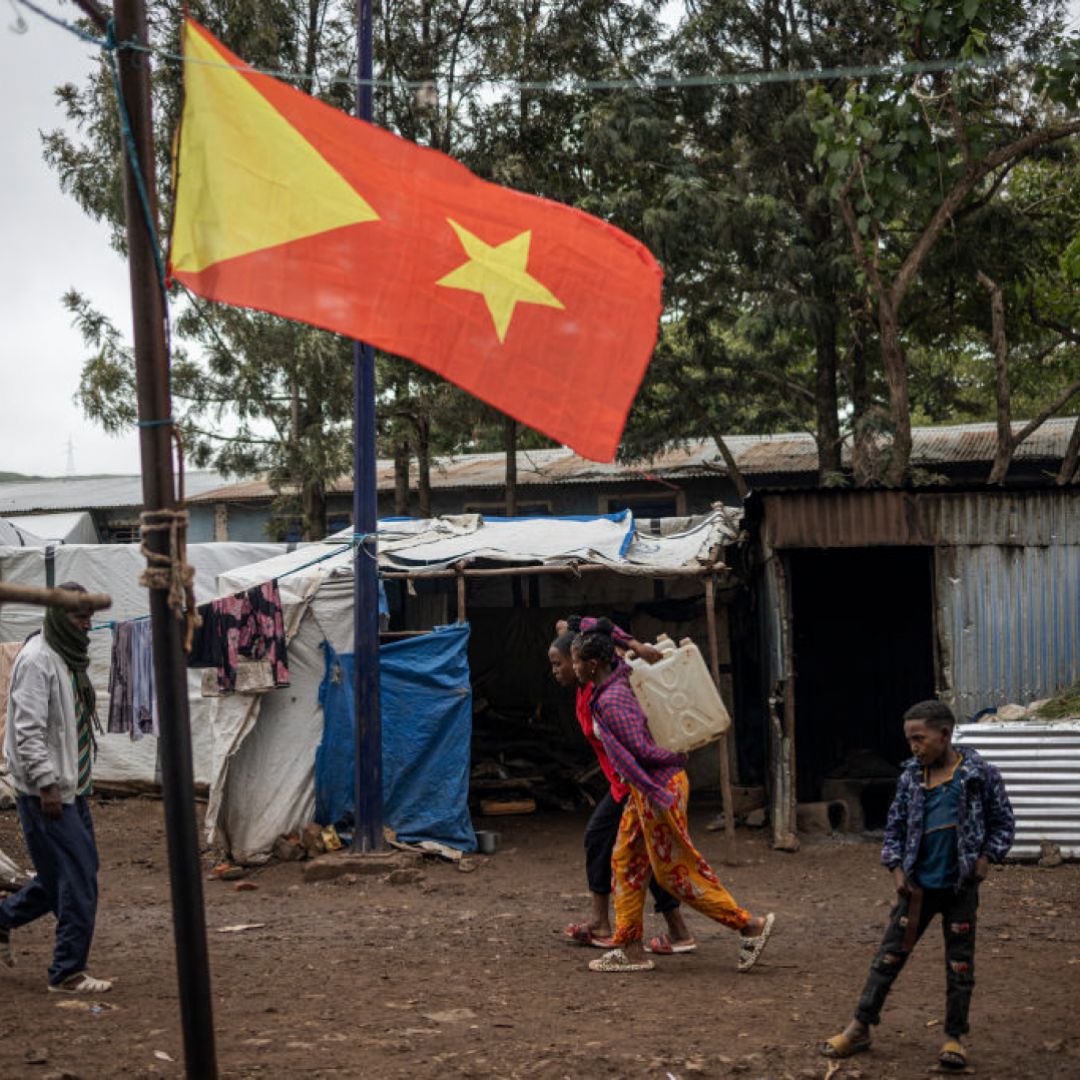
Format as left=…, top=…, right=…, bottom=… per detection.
left=0, top=795, right=100, bottom=986
left=855, top=882, right=979, bottom=1038
left=584, top=789, right=679, bottom=915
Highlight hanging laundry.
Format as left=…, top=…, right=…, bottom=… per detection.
left=189, top=580, right=288, bottom=694
left=1, top=641, right=23, bottom=751
left=107, top=622, right=134, bottom=735
left=130, top=620, right=158, bottom=738
left=106, top=620, right=158, bottom=739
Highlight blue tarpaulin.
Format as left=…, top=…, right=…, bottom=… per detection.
left=316, top=623, right=476, bottom=852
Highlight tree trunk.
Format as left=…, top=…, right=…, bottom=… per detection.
left=682, top=391, right=749, bottom=500
left=850, top=314, right=874, bottom=486
left=504, top=416, right=518, bottom=515
left=393, top=440, right=410, bottom=515
left=414, top=416, right=431, bottom=518
left=813, top=316, right=841, bottom=478
left=977, top=272, right=1015, bottom=484
left=877, top=296, right=912, bottom=486
left=1059, top=415, right=1080, bottom=485
left=301, top=479, right=326, bottom=541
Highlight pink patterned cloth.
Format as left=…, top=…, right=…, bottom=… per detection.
left=188, top=581, right=289, bottom=693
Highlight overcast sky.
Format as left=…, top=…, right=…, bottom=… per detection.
left=2, top=4, right=1079, bottom=479
left=1, top=11, right=136, bottom=477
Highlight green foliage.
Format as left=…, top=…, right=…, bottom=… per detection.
left=1035, top=680, right=1080, bottom=719
left=45, top=0, right=1080, bottom=514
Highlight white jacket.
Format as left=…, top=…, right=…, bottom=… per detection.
left=3, top=634, right=80, bottom=803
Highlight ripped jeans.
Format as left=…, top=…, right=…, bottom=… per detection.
left=855, top=882, right=979, bottom=1037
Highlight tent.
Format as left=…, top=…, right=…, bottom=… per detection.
left=0, top=518, right=43, bottom=547
left=0, top=541, right=286, bottom=789
left=204, top=510, right=739, bottom=862
left=3, top=512, right=98, bottom=545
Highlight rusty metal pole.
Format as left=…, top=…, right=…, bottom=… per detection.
left=93, top=1, right=218, bottom=1073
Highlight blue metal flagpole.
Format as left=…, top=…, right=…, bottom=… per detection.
left=353, top=0, right=383, bottom=852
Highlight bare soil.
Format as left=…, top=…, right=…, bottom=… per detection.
left=1, top=797, right=1078, bottom=1079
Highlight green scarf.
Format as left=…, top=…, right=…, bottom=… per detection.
left=43, top=605, right=97, bottom=724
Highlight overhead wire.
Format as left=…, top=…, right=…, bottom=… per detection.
left=11, top=0, right=1072, bottom=97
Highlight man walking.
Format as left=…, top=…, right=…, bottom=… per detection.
left=0, top=582, right=111, bottom=993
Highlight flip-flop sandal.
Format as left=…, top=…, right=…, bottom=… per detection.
left=588, top=948, right=655, bottom=973
left=821, top=1032, right=872, bottom=1059
left=939, top=1040, right=967, bottom=1071
left=563, top=923, right=615, bottom=949
left=645, top=933, right=698, bottom=955
left=737, top=912, right=776, bottom=973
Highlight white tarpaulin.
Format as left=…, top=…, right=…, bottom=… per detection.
left=377, top=511, right=635, bottom=569
left=205, top=549, right=353, bottom=862
left=0, top=541, right=286, bottom=790
left=205, top=510, right=739, bottom=861
left=328, top=508, right=736, bottom=573
left=0, top=518, right=43, bottom=547
left=0, top=843, right=24, bottom=888
left=4, top=512, right=98, bottom=545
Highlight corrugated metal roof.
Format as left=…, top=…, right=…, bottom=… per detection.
left=192, top=417, right=1078, bottom=504
left=6, top=418, right=1075, bottom=509
left=0, top=472, right=228, bottom=514
left=761, top=489, right=1080, bottom=549
left=956, top=721, right=1080, bottom=859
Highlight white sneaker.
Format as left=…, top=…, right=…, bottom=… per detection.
left=48, top=971, right=113, bottom=994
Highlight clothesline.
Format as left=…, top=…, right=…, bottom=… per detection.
left=90, top=540, right=355, bottom=631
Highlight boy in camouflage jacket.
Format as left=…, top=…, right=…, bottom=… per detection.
left=822, top=700, right=1014, bottom=1072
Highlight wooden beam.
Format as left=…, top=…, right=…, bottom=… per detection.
left=0, top=583, right=111, bottom=612
left=382, top=561, right=731, bottom=582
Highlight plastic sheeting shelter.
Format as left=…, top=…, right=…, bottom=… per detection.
left=0, top=518, right=44, bottom=547
left=317, top=628, right=476, bottom=852
left=206, top=510, right=738, bottom=861
left=0, top=541, right=285, bottom=789
left=3, top=512, right=98, bottom=545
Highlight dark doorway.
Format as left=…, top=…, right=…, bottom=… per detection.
left=789, top=547, right=935, bottom=816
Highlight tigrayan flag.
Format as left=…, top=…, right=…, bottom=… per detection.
left=170, top=19, right=663, bottom=463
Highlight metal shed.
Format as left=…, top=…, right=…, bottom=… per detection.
left=748, top=486, right=1080, bottom=849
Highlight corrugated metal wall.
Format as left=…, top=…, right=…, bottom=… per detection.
left=956, top=721, right=1080, bottom=859
left=761, top=489, right=1080, bottom=549
left=758, top=488, right=1080, bottom=718
left=936, top=540, right=1080, bottom=718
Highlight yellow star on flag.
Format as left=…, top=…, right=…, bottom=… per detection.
left=436, top=219, right=564, bottom=343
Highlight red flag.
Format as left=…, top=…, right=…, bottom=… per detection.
left=170, top=19, right=663, bottom=462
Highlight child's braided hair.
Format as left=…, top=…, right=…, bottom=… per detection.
left=573, top=616, right=616, bottom=665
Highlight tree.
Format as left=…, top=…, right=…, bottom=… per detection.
left=584, top=2, right=907, bottom=490
left=50, top=1, right=360, bottom=538
left=810, top=0, right=1080, bottom=484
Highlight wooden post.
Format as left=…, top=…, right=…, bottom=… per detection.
left=774, top=555, right=799, bottom=851
left=705, top=574, right=737, bottom=864
left=73, top=2, right=219, bottom=1073
left=455, top=562, right=467, bottom=623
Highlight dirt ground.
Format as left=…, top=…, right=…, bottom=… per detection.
left=1, top=798, right=1079, bottom=1080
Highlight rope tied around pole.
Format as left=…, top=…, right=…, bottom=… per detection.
left=139, top=508, right=201, bottom=652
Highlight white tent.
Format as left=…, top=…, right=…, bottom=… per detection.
left=3, top=512, right=98, bottom=545
left=0, top=541, right=286, bottom=790
left=205, top=510, right=738, bottom=862
left=0, top=518, right=43, bottom=547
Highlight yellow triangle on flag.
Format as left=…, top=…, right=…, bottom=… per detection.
left=171, top=23, right=379, bottom=274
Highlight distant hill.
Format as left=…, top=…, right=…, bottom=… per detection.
left=0, top=472, right=129, bottom=483
left=0, top=471, right=48, bottom=482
